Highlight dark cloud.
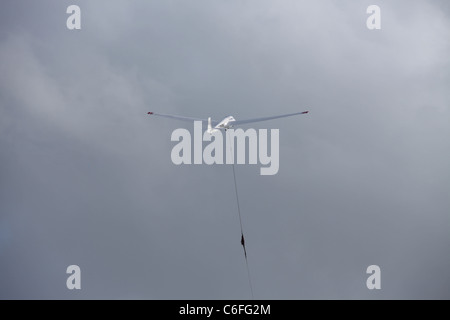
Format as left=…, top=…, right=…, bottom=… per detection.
left=1, top=0, right=449, bottom=299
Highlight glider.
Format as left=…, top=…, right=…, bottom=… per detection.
left=147, top=111, right=309, bottom=133
left=146, top=109, right=309, bottom=298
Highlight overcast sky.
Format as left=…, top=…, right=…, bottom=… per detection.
left=1, top=0, right=449, bottom=299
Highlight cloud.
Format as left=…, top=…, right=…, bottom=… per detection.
left=0, top=0, right=449, bottom=299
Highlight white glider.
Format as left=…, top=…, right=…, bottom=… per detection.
left=147, top=111, right=309, bottom=133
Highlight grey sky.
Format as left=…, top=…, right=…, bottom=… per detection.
left=1, top=0, right=449, bottom=299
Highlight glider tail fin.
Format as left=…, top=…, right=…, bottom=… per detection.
left=207, top=117, right=218, bottom=134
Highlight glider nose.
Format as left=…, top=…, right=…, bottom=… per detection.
left=301, top=111, right=309, bottom=114
left=147, top=112, right=153, bottom=115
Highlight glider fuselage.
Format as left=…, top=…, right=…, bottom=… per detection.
left=215, top=116, right=236, bottom=130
